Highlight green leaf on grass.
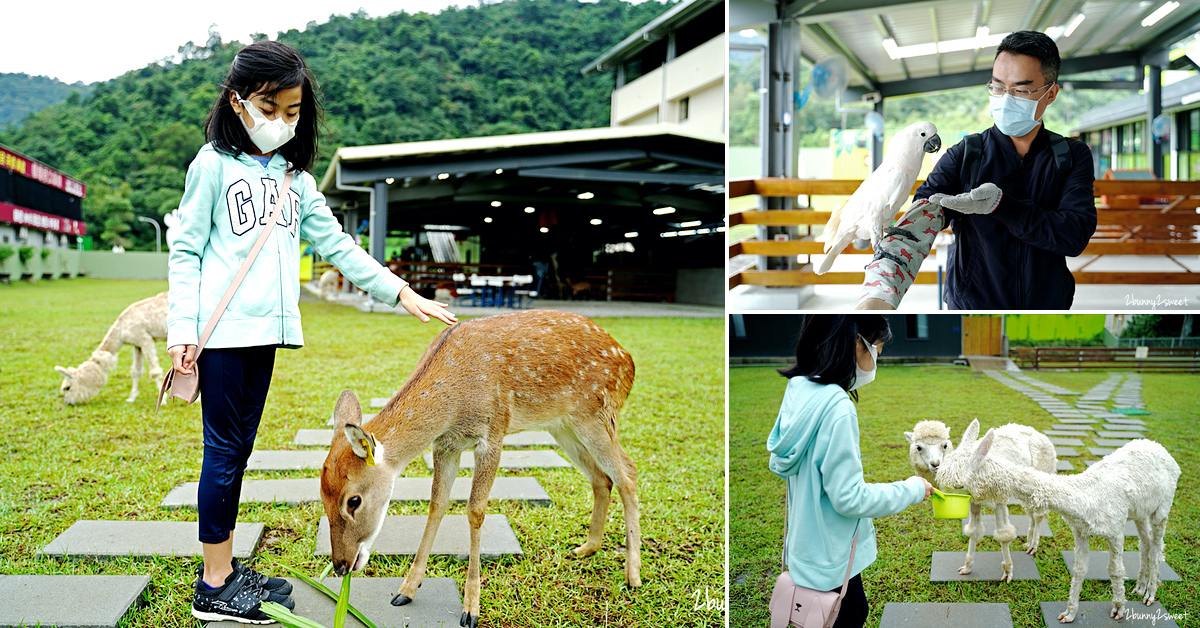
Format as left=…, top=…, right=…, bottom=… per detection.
left=277, top=564, right=381, bottom=628
left=334, top=574, right=351, bottom=628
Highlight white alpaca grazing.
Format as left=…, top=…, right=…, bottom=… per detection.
left=55, top=292, right=168, bottom=404
left=963, top=433, right=1178, bottom=623
left=935, top=419, right=1057, bottom=582
left=905, top=419, right=954, bottom=483
left=318, top=269, right=339, bottom=300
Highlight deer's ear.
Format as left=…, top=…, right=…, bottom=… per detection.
left=332, top=389, right=362, bottom=429
left=344, top=425, right=379, bottom=467
left=55, top=366, right=75, bottom=379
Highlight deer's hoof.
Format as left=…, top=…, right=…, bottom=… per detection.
left=460, top=611, right=478, bottom=628
left=392, top=594, right=412, bottom=606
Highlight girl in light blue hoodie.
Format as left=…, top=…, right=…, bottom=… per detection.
left=166, top=41, right=456, bottom=624
left=767, top=315, right=933, bottom=628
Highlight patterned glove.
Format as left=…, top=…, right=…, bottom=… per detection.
left=858, top=199, right=944, bottom=309
left=927, top=182, right=1002, bottom=215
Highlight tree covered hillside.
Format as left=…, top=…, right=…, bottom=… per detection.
left=0, top=73, right=94, bottom=127
left=0, top=0, right=668, bottom=250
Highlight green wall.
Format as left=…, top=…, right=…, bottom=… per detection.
left=81, top=251, right=169, bottom=280
left=1006, top=314, right=1106, bottom=342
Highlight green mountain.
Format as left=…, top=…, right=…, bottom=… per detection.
left=0, top=73, right=93, bottom=127
left=0, top=0, right=668, bottom=250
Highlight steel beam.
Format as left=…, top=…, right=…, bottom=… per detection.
left=516, top=167, right=721, bottom=185
left=338, top=149, right=649, bottom=183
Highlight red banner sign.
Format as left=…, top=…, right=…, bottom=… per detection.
left=0, top=145, right=87, bottom=198
left=0, top=202, right=87, bottom=236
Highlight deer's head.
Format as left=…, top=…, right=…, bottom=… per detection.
left=321, top=389, right=394, bottom=575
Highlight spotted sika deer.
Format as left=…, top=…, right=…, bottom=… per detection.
left=320, top=310, right=641, bottom=628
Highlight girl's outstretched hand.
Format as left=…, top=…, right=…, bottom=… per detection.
left=399, top=285, right=457, bottom=325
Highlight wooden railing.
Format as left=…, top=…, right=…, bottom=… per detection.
left=1009, top=346, right=1200, bottom=372
left=729, top=178, right=1200, bottom=289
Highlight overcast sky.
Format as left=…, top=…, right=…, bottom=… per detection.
left=1, top=0, right=485, bottom=85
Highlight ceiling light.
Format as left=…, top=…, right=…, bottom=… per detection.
left=677, top=229, right=697, bottom=236
left=661, top=231, right=678, bottom=238
left=1044, top=25, right=1066, bottom=40
left=495, top=168, right=504, bottom=174
left=484, top=217, right=493, bottom=223
left=625, top=231, right=639, bottom=238
left=491, top=201, right=502, bottom=207
left=577, top=192, right=595, bottom=200
left=653, top=206, right=676, bottom=215
left=1064, top=12, right=1086, bottom=37
left=679, top=220, right=702, bottom=228
left=437, top=173, right=450, bottom=180
left=539, top=227, right=549, bottom=233
left=738, top=29, right=758, bottom=38
left=697, top=228, right=710, bottom=234
left=524, top=206, right=535, bottom=213
left=885, top=29, right=1009, bottom=60
left=1143, top=1, right=1180, bottom=28
left=590, top=218, right=602, bottom=225
left=385, top=177, right=395, bottom=184
left=717, top=226, right=726, bottom=232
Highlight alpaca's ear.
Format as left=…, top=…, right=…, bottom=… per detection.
left=903, top=431, right=914, bottom=444
left=970, top=429, right=995, bottom=468
left=961, top=419, right=980, bottom=445
left=54, top=366, right=74, bottom=379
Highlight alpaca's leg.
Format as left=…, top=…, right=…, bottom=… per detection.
left=1025, top=507, right=1047, bottom=555
left=1106, top=535, right=1127, bottom=620
left=140, top=337, right=164, bottom=392
left=993, top=504, right=1018, bottom=583
left=959, top=501, right=984, bottom=575
left=1141, top=517, right=1168, bottom=605
left=1133, top=517, right=1153, bottom=600
left=127, top=346, right=142, bottom=403
left=1060, top=530, right=1088, bottom=623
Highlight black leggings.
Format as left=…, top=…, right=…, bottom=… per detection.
left=831, top=574, right=868, bottom=628
left=196, top=345, right=276, bottom=544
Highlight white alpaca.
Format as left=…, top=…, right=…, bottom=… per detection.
left=318, top=269, right=339, bottom=299
left=905, top=419, right=954, bottom=483
left=55, top=292, right=168, bottom=404
left=935, top=419, right=1057, bottom=582
left=963, top=433, right=1178, bottom=623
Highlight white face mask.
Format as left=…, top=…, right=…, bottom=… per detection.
left=848, top=335, right=877, bottom=392
left=234, top=92, right=298, bottom=154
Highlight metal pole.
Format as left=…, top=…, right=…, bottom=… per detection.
left=1148, top=64, right=1164, bottom=178
left=137, top=216, right=161, bottom=253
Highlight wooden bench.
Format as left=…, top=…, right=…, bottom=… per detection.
left=1010, top=346, right=1200, bottom=372
left=729, top=178, right=1200, bottom=289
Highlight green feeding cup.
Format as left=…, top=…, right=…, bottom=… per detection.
left=930, top=488, right=970, bottom=519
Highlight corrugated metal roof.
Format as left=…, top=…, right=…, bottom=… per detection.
left=580, top=0, right=721, bottom=75
left=1072, top=73, right=1200, bottom=131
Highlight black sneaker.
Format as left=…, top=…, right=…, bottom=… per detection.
left=233, top=558, right=294, bottom=597
left=192, top=567, right=281, bottom=624
left=194, top=564, right=295, bottom=612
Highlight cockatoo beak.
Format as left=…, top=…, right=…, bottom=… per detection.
left=924, top=134, right=942, bottom=153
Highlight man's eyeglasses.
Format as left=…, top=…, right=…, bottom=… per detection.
left=985, top=81, right=1054, bottom=99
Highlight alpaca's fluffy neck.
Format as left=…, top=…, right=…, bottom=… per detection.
left=97, top=318, right=123, bottom=354
left=1005, top=465, right=1088, bottom=523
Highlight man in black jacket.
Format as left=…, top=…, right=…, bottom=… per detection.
left=857, top=30, right=1096, bottom=310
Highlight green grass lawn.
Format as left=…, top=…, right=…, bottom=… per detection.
left=0, top=279, right=724, bottom=628
left=730, top=364, right=1200, bottom=628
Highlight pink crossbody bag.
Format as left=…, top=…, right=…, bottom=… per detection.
left=769, top=483, right=860, bottom=628
left=157, top=171, right=293, bottom=412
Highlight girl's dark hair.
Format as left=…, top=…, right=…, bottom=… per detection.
left=777, top=315, right=892, bottom=402
left=205, top=40, right=323, bottom=173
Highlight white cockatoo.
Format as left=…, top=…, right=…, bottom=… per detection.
left=815, top=121, right=941, bottom=274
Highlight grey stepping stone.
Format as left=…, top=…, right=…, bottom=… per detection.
left=1088, top=447, right=1118, bottom=456
left=1038, top=601, right=1179, bottom=627
left=299, top=429, right=557, bottom=448
left=0, top=575, right=151, bottom=628
left=369, top=397, right=392, bottom=408
left=422, top=449, right=571, bottom=470
left=1056, top=460, right=1075, bottom=471
left=246, top=450, right=328, bottom=471
left=1059, top=418, right=1098, bottom=424
left=1048, top=437, right=1086, bottom=447
left=1106, top=417, right=1147, bottom=425
left=1062, top=551, right=1181, bottom=581
left=1084, top=460, right=1097, bottom=467
left=206, top=577, right=460, bottom=628
left=1045, top=430, right=1091, bottom=437
left=1051, top=424, right=1094, bottom=431
left=162, top=477, right=551, bottom=508
left=931, top=551, right=1040, bottom=581
left=880, top=602, right=1013, bottom=628
left=1093, top=438, right=1133, bottom=447
left=326, top=413, right=375, bottom=426
left=1099, top=423, right=1147, bottom=431
left=316, top=515, right=522, bottom=560
left=961, top=514, right=1053, bottom=538
left=1056, top=446, right=1079, bottom=457
left=1090, top=413, right=1128, bottom=419
left=38, top=520, right=262, bottom=560
left=1097, top=431, right=1143, bottom=439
